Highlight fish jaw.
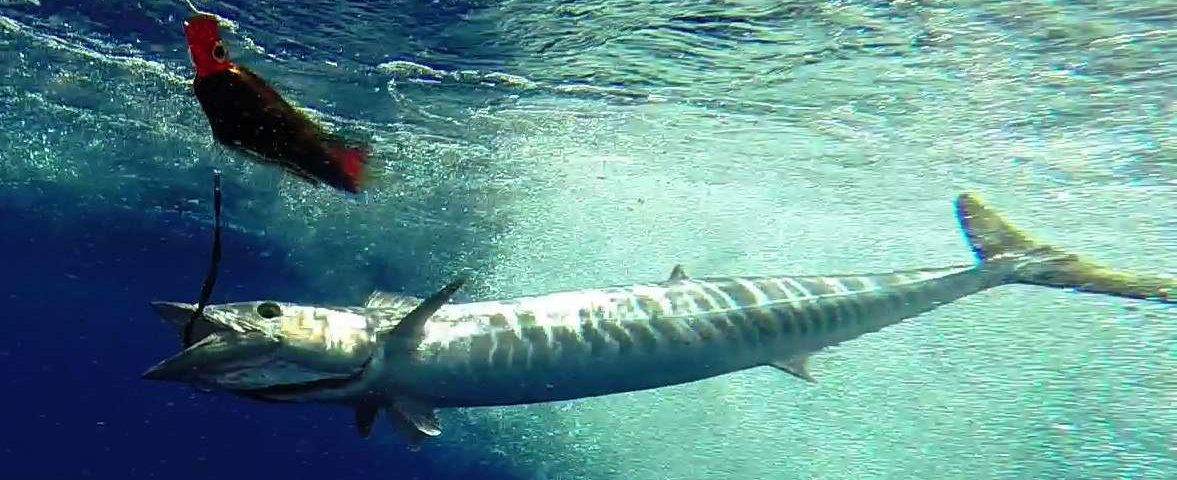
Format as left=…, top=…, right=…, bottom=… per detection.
left=141, top=331, right=282, bottom=389
left=150, top=301, right=225, bottom=346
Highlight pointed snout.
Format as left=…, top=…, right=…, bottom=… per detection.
left=140, top=330, right=283, bottom=389
left=141, top=345, right=207, bottom=382
left=141, top=361, right=188, bottom=381
left=150, top=301, right=198, bottom=330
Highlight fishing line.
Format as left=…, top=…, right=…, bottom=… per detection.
left=183, top=169, right=224, bottom=347
left=183, top=0, right=206, bottom=15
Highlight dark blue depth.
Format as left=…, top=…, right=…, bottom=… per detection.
left=0, top=192, right=511, bottom=480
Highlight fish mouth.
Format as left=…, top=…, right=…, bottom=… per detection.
left=149, top=300, right=228, bottom=347
left=149, top=299, right=271, bottom=349
left=141, top=360, right=195, bottom=382
left=150, top=301, right=199, bottom=328
left=140, top=342, right=209, bottom=381
left=141, top=331, right=361, bottom=395
left=144, top=300, right=217, bottom=381
left=143, top=299, right=371, bottom=395
left=140, top=331, right=280, bottom=386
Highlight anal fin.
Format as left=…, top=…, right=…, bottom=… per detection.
left=770, top=354, right=815, bottom=383
left=386, top=398, right=441, bottom=449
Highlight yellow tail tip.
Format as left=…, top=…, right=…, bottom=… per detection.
left=953, top=192, right=1174, bottom=304
left=954, top=192, right=1038, bottom=263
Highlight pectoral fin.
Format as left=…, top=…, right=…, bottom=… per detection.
left=770, top=354, right=815, bottom=383
left=381, top=276, right=468, bottom=353
left=355, top=404, right=380, bottom=438
left=386, top=398, right=441, bottom=448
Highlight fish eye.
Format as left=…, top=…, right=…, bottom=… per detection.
left=256, top=302, right=283, bottom=319
left=212, top=41, right=228, bottom=62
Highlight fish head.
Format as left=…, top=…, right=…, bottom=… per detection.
left=183, top=13, right=232, bottom=77
left=143, top=300, right=377, bottom=396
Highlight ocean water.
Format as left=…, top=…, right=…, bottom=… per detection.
left=0, top=1, right=1173, bottom=479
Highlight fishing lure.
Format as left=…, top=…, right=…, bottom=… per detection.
left=184, top=13, right=370, bottom=193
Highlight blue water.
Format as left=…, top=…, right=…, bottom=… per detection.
left=2, top=1, right=1174, bottom=479
left=1, top=2, right=508, bottom=477
left=0, top=204, right=425, bottom=479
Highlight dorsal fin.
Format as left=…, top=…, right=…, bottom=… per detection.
left=364, top=290, right=421, bottom=309
left=380, top=276, right=468, bottom=353
left=669, top=264, right=689, bottom=281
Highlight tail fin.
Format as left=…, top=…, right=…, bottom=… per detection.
left=954, top=193, right=1174, bottom=304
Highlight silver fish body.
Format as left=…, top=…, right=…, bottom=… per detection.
left=385, top=264, right=992, bottom=408
left=142, top=193, right=1175, bottom=443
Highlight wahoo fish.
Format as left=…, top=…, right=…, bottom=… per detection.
left=142, top=193, right=1173, bottom=445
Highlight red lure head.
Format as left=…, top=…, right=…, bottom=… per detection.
left=184, top=13, right=232, bottom=77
